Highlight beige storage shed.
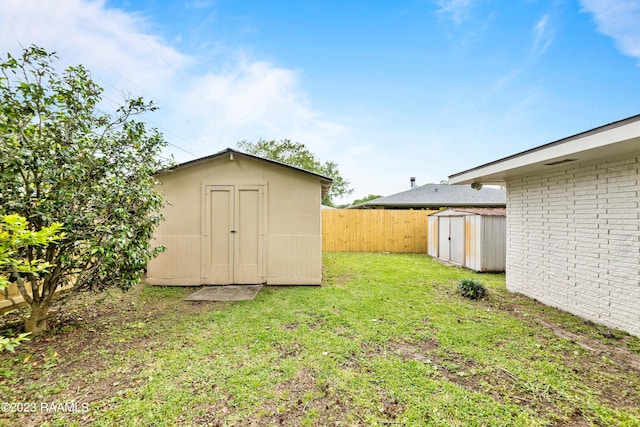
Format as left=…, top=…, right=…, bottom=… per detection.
left=146, top=148, right=332, bottom=286
left=428, top=208, right=506, bottom=272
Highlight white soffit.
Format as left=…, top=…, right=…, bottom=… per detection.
left=449, top=116, right=640, bottom=185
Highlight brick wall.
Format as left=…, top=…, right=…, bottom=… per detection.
left=506, top=153, right=640, bottom=337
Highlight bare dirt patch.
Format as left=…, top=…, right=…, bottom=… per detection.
left=486, top=293, right=640, bottom=412
left=240, top=369, right=359, bottom=427
left=0, top=286, right=213, bottom=426
left=380, top=334, right=639, bottom=425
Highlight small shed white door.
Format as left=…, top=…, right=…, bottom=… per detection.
left=449, top=217, right=465, bottom=265
left=437, top=215, right=465, bottom=266
left=438, top=217, right=451, bottom=260
left=202, top=185, right=264, bottom=284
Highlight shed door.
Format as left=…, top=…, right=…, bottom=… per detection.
left=438, top=217, right=451, bottom=260
left=202, top=185, right=264, bottom=284
left=449, top=217, right=465, bottom=265
left=437, top=216, right=465, bottom=266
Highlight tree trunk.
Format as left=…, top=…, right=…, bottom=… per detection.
left=24, top=304, right=49, bottom=336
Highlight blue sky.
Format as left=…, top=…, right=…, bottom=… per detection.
left=2, top=0, right=640, bottom=203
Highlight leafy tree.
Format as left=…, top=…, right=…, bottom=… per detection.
left=0, top=46, right=169, bottom=335
left=236, top=139, right=353, bottom=206
left=351, top=194, right=383, bottom=206
left=0, top=215, right=62, bottom=351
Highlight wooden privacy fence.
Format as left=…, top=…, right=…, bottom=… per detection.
left=1, top=282, right=26, bottom=310
left=1, top=282, right=73, bottom=311
left=322, top=209, right=436, bottom=253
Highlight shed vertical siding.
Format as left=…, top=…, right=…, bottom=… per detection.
left=147, top=154, right=324, bottom=286
left=465, top=215, right=480, bottom=272
left=481, top=216, right=506, bottom=272
left=506, top=153, right=640, bottom=337
left=148, top=165, right=203, bottom=285
left=427, top=215, right=439, bottom=257
left=266, top=168, right=323, bottom=284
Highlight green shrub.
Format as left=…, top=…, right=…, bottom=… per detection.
left=457, top=278, right=486, bottom=300
left=0, top=333, right=31, bottom=353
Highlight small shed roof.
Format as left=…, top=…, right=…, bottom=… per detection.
left=432, top=208, right=506, bottom=216
left=350, top=184, right=506, bottom=209
left=449, top=114, right=640, bottom=186
left=157, top=148, right=333, bottom=199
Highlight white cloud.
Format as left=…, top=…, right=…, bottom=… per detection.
left=186, top=0, right=215, bottom=9
left=503, top=89, right=542, bottom=124
left=532, top=14, right=553, bottom=57
left=0, top=0, right=349, bottom=162
left=171, top=57, right=350, bottom=157
left=0, top=0, right=190, bottom=95
left=434, top=0, right=473, bottom=25
left=489, top=68, right=524, bottom=94
left=580, top=0, right=640, bottom=60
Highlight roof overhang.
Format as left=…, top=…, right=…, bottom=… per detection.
left=449, top=114, right=640, bottom=185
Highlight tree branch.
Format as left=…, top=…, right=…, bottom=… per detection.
left=9, top=263, right=33, bottom=305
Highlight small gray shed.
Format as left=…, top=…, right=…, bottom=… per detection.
left=428, top=208, right=506, bottom=272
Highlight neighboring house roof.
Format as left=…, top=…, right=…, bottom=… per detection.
left=350, top=184, right=506, bottom=209
left=449, top=114, right=640, bottom=185
left=156, top=147, right=333, bottom=199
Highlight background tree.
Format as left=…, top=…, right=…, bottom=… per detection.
left=351, top=194, right=383, bottom=206
left=0, top=46, right=169, bottom=335
left=237, top=139, right=353, bottom=206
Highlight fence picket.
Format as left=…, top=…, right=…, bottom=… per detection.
left=322, top=209, right=435, bottom=253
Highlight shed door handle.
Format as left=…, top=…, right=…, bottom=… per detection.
left=230, top=230, right=237, bottom=233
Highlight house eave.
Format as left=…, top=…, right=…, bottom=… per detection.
left=449, top=114, right=640, bottom=185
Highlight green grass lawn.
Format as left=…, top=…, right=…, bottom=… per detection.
left=1, top=252, right=639, bottom=426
